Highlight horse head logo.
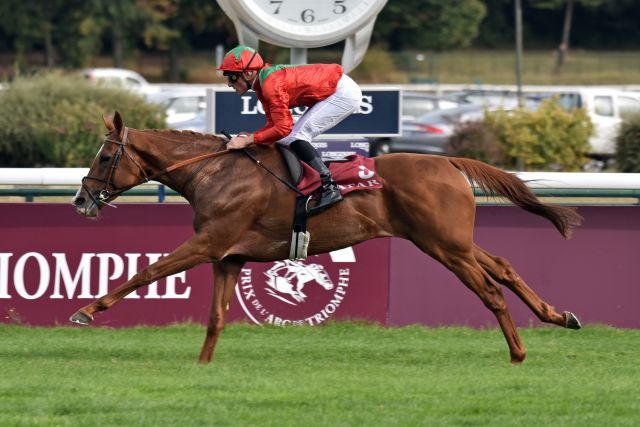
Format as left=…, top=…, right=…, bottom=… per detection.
left=264, top=260, right=334, bottom=305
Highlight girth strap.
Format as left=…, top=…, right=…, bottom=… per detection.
left=289, top=196, right=311, bottom=260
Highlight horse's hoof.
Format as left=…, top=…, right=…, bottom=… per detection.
left=510, top=350, right=526, bottom=365
left=563, top=311, right=582, bottom=330
left=69, top=311, right=93, bottom=325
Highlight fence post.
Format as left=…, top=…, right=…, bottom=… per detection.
left=158, top=185, right=165, bottom=203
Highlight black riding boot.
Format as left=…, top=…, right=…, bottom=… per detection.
left=290, top=140, right=343, bottom=214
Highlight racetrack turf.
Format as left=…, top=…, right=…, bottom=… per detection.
left=0, top=322, right=638, bottom=426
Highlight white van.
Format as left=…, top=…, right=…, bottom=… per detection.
left=555, top=88, right=640, bottom=156
left=81, top=68, right=160, bottom=97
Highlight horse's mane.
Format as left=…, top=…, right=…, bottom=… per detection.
left=145, top=128, right=222, bottom=142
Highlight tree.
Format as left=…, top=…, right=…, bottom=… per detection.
left=0, top=0, right=51, bottom=71
left=529, top=0, right=604, bottom=73
left=373, top=0, right=487, bottom=51
left=0, top=0, right=103, bottom=70
left=135, top=0, right=221, bottom=82
left=100, top=0, right=144, bottom=68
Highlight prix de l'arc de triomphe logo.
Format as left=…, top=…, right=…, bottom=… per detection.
left=235, top=250, right=354, bottom=326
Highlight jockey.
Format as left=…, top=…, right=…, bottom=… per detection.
left=218, top=45, right=362, bottom=214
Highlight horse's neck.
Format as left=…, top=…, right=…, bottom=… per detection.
left=135, top=130, right=225, bottom=198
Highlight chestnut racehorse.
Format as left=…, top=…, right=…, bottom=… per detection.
left=71, top=112, right=583, bottom=364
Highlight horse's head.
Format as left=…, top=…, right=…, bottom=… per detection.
left=305, top=263, right=334, bottom=290
left=72, top=111, right=148, bottom=217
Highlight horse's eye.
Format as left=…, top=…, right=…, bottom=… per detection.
left=99, top=155, right=110, bottom=163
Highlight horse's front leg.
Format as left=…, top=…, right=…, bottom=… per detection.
left=199, top=260, right=244, bottom=364
left=70, top=234, right=212, bottom=325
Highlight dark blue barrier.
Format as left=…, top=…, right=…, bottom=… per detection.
left=213, top=89, right=401, bottom=137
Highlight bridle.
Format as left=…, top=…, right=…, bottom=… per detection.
left=81, top=127, right=136, bottom=208
left=81, top=127, right=230, bottom=209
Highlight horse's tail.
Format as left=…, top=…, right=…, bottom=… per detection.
left=448, top=157, right=583, bottom=238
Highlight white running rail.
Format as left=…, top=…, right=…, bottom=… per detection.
left=0, top=168, right=638, bottom=189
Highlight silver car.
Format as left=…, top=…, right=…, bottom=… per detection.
left=369, top=103, right=486, bottom=157
left=147, top=90, right=207, bottom=128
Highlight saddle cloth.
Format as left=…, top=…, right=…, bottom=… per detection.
left=297, top=154, right=383, bottom=196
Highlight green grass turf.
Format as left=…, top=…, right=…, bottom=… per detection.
left=0, top=322, right=638, bottom=426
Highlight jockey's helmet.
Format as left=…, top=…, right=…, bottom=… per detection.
left=217, top=45, right=264, bottom=73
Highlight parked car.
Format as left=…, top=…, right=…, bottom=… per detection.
left=369, top=104, right=490, bottom=157
left=81, top=68, right=159, bottom=97
left=448, top=88, right=640, bottom=159
left=445, top=89, right=543, bottom=110
left=401, top=91, right=466, bottom=121
left=172, top=110, right=207, bottom=132
left=552, top=88, right=640, bottom=157
left=147, top=89, right=207, bottom=127
left=368, top=92, right=469, bottom=156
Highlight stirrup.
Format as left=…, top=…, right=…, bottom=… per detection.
left=307, top=188, right=343, bottom=215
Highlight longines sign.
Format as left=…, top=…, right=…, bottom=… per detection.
left=206, top=87, right=401, bottom=137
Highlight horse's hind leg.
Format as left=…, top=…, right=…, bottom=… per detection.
left=199, top=260, right=244, bottom=364
left=418, top=242, right=527, bottom=363
left=473, top=245, right=581, bottom=329
left=448, top=254, right=526, bottom=363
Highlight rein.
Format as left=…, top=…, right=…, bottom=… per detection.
left=82, top=127, right=305, bottom=208
left=221, top=131, right=305, bottom=197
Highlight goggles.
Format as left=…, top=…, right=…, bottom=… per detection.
left=224, top=72, right=240, bottom=83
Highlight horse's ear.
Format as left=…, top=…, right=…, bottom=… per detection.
left=103, top=114, right=115, bottom=132
left=113, top=111, right=125, bottom=140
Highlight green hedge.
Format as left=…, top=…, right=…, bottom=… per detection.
left=0, top=72, right=165, bottom=167
left=615, top=114, right=640, bottom=172
left=448, top=99, right=593, bottom=171
left=447, top=119, right=506, bottom=166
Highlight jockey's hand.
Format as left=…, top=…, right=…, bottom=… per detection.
left=227, top=133, right=254, bottom=150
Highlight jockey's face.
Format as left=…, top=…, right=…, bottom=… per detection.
left=226, top=71, right=256, bottom=95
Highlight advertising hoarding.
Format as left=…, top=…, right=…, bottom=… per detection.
left=0, top=204, right=389, bottom=327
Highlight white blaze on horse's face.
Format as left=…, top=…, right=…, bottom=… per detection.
left=72, top=132, right=126, bottom=217
left=72, top=144, right=103, bottom=217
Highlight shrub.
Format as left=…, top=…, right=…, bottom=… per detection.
left=615, top=114, right=640, bottom=172
left=447, top=119, right=506, bottom=166
left=449, top=98, right=593, bottom=171
left=0, top=71, right=165, bottom=167
left=489, top=99, right=592, bottom=171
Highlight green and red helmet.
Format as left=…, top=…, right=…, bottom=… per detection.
left=217, top=45, right=264, bottom=73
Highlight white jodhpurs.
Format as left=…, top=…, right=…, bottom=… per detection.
left=278, top=74, right=362, bottom=145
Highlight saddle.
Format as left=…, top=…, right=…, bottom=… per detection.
left=274, top=143, right=382, bottom=261
left=276, top=143, right=304, bottom=185
left=276, top=143, right=350, bottom=186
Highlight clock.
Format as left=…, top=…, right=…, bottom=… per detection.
left=217, top=0, right=388, bottom=72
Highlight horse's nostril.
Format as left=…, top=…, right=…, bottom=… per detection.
left=74, top=197, right=85, bottom=207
